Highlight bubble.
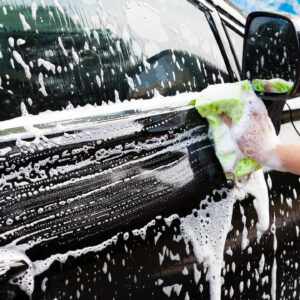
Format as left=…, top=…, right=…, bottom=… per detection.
left=6, top=218, right=13, bottom=225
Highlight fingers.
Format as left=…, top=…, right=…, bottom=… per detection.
left=264, top=82, right=273, bottom=92
left=220, top=112, right=232, bottom=127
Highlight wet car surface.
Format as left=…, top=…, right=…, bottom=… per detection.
left=0, top=0, right=299, bottom=299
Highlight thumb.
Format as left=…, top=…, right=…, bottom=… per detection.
left=220, top=113, right=232, bottom=127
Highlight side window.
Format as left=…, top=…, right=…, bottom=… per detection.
left=0, top=0, right=231, bottom=121
left=224, top=24, right=244, bottom=68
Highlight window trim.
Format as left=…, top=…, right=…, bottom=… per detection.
left=188, top=0, right=236, bottom=82
left=204, top=9, right=236, bottom=81
left=222, top=20, right=244, bottom=76
left=189, top=0, right=243, bottom=81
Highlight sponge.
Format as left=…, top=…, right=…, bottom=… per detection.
left=252, top=78, right=293, bottom=93
left=192, top=80, right=261, bottom=179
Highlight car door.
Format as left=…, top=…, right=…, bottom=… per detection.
left=0, top=0, right=240, bottom=299
left=2, top=1, right=300, bottom=300
left=221, top=9, right=300, bottom=300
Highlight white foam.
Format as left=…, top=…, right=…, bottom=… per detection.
left=230, top=87, right=281, bottom=170
left=271, top=214, right=277, bottom=300
left=181, top=189, right=237, bottom=300
left=0, top=233, right=120, bottom=296
left=0, top=91, right=196, bottom=142
left=8, top=37, right=15, bottom=48
left=259, top=254, right=265, bottom=274
left=31, top=0, right=38, bottom=21
left=72, top=48, right=80, bottom=65
left=198, top=82, right=282, bottom=173
left=53, top=0, right=64, bottom=15
left=0, top=168, right=270, bottom=299
left=0, top=147, right=11, bottom=156
left=240, top=204, right=249, bottom=251
left=38, top=58, right=56, bottom=74
left=19, top=13, right=31, bottom=31
left=162, top=284, right=182, bottom=297
left=38, top=73, right=48, bottom=96
left=58, top=37, right=68, bottom=57
left=13, top=51, right=31, bottom=79
left=180, top=169, right=269, bottom=300
left=95, top=75, right=101, bottom=87
left=16, top=38, right=26, bottom=46
left=242, top=170, right=270, bottom=242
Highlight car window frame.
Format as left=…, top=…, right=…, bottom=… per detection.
left=221, top=19, right=245, bottom=76
left=192, top=1, right=237, bottom=82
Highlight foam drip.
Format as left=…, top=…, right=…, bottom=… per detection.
left=180, top=169, right=269, bottom=300
left=1, top=170, right=269, bottom=299
left=0, top=234, right=120, bottom=296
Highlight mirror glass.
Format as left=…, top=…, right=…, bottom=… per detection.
left=244, top=16, right=298, bottom=94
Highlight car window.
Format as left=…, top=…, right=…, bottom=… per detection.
left=225, top=25, right=244, bottom=68
left=0, top=0, right=230, bottom=121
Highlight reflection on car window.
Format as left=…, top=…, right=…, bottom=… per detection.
left=0, top=0, right=230, bottom=121
left=225, top=25, right=244, bottom=68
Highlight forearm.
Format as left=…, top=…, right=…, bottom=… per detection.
left=272, top=144, right=300, bottom=175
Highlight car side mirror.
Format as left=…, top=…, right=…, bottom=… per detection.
left=242, top=11, right=300, bottom=101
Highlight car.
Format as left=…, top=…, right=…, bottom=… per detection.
left=0, top=0, right=300, bottom=299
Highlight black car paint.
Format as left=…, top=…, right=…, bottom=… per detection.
left=0, top=0, right=299, bottom=299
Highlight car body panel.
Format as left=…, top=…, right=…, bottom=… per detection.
left=0, top=0, right=299, bottom=299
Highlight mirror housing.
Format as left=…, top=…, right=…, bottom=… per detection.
left=242, top=11, right=300, bottom=100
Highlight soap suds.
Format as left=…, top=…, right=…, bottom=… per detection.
left=72, top=48, right=80, bottom=65
left=180, top=170, right=269, bottom=300
left=16, top=38, right=26, bottom=46
left=58, top=37, right=68, bottom=57
left=0, top=91, right=196, bottom=142
left=53, top=0, right=65, bottom=15
left=240, top=204, right=249, bottom=250
left=38, top=73, right=48, bottom=96
left=38, top=58, right=56, bottom=74
left=230, top=87, right=281, bottom=171
left=0, top=84, right=275, bottom=299
left=13, top=51, right=32, bottom=79
left=8, top=37, right=15, bottom=48
left=0, top=169, right=269, bottom=299
left=19, top=13, right=31, bottom=31
left=0, top=234, right=120, bottom=295
left=197, top=82, right=282, bottom=175
left=31, top=0, right=38, bottom=21
left=271, top=214, right=277, bottom=300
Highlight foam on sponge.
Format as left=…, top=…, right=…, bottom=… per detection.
left=252, top=78, right=293, bottom=94
left=193, top=80, right=262, bottom=178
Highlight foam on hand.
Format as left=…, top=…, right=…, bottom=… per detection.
left=193, top=80, right=282, bottom=178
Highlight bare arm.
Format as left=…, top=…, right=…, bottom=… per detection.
left=221, top=112, right=300, bottom=176
left=274, top=144, right=300, bottom=175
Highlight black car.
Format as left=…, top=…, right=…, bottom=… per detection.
left=0, top=0, right=300, bottom=299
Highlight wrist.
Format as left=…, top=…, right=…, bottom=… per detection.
left=258, top=143, right=284, bottom=171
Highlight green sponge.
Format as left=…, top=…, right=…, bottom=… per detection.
left=193, top=80, right=261, bottom=179
left=252, top=78, right=293, bottom=93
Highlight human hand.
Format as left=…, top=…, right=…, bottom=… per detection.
left=220, top=106, right=282, bottom=170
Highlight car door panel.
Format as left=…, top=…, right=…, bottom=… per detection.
left=1, top=0, right=300, bottom=300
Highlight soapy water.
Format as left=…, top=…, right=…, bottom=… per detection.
left=0, top=91, right=197, bottom=142
left=180, top=170, right=269, bottom=300
left=0, top=84, right=281, bottom=299
left=0, top=169, right=270, bottom=300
